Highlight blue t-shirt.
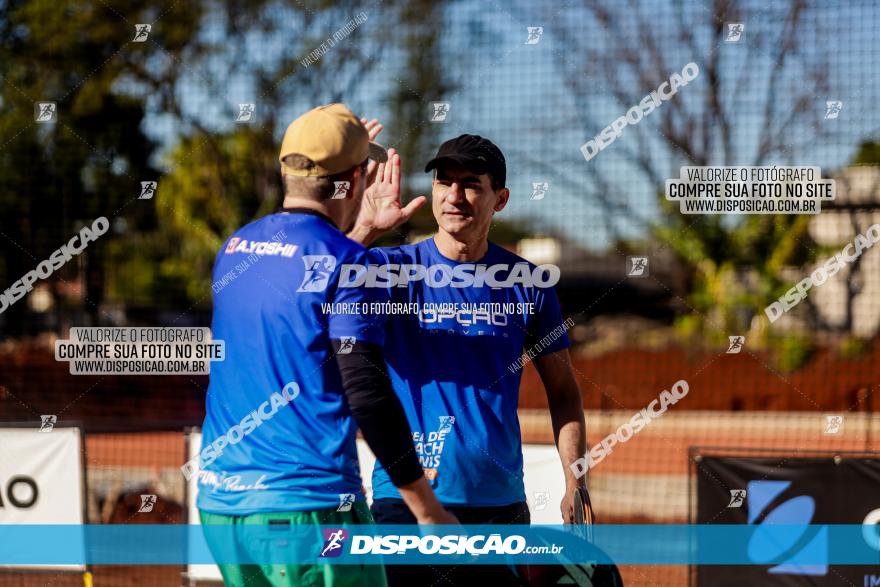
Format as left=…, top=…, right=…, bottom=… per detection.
left=369, top=238, right=569, bottom=506
left=197, top=210, right=384, bottom=515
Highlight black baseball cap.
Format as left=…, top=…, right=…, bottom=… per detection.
left=424, top=134, right=506, bottom=188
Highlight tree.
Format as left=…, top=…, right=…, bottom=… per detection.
left=0, top=0, right=194, bottom=333
left=536, top=0, right=839, bottom=341
left=143, top=2, right=415, bottom=305
left=0, top=1, right=405, bottom=322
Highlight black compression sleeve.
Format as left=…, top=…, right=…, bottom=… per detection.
left=333, top=339, right=424, bottom=487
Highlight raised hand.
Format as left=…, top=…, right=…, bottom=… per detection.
left=348, top=121, right=427, bottom=246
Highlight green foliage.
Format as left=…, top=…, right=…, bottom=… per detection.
left=0, top=0, right=443, bottom=324
left=852, top=141, right=880, bottom=165
left=773, top=334, right=815, bottom=372
left=655, top=212, right=818, bottom=340
left=673, top=314, right=701, bottom=340
left=135, top=0, right=447, bottom=306
left=152, top=129, right=279, bottom=302
left=0, top=0, right=189, bottom=331
left=838, top=336, right=870, bottom=359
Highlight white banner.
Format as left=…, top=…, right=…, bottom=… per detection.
left=0, top=426, right=85, bottom=570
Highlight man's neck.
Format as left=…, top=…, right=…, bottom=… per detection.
left=433, top=230, right=489, bottom=262
left=281, top=197, right=340, bottom=229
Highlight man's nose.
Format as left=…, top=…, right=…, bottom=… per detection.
left=445, top=181, right=465, bottom=203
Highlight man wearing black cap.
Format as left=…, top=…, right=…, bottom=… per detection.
left=348, top=132, right=588, bottom=585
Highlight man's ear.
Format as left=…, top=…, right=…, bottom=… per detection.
left=329, top=167, right=356, bottom=200
left=494, top=187, right=510, bottom=212
left=347, top=166, right=363, bottom=200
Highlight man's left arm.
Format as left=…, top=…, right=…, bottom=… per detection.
left=533, top=348, right=587, bottom=523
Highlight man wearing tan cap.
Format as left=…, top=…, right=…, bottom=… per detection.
left=197, top=104, right=455, bottom=587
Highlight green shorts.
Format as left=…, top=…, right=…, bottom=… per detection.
left=199, top=502, right=387, bottom=587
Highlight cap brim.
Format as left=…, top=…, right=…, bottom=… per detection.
left=424, top=154, right=488, bottom=174
left=368, top=142, right=388, bottom=163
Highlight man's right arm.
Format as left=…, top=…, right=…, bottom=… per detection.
left=334, top=339, right=456, bottom=524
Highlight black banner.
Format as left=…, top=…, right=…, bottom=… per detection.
left=694, top=453, right=880, bottom=586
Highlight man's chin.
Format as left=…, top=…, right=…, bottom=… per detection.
left=439, top=216, right=472, bottom=234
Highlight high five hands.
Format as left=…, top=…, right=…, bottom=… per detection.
left=349, top=118, right=427, bottom=246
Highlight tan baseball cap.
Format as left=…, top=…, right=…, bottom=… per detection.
left=279, top=103, right=387, bottom=177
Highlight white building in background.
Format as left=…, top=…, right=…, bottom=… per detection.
left=807, top=166, right=880, bottom=337
left=517, top=237, right=562, bottom=266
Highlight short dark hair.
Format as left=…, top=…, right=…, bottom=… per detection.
left=488, top=173, right=503, bottom=192
left=283, top=154, right=318, bottom=173
left=281, top=154, right=366, bottom=200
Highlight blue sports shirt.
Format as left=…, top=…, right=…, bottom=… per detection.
left=369, top=238, right=569, bottom=506
left=197, top=209, right=383, bottom=515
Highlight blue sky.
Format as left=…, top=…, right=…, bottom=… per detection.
left=138, top=0, right=879, bottom=250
